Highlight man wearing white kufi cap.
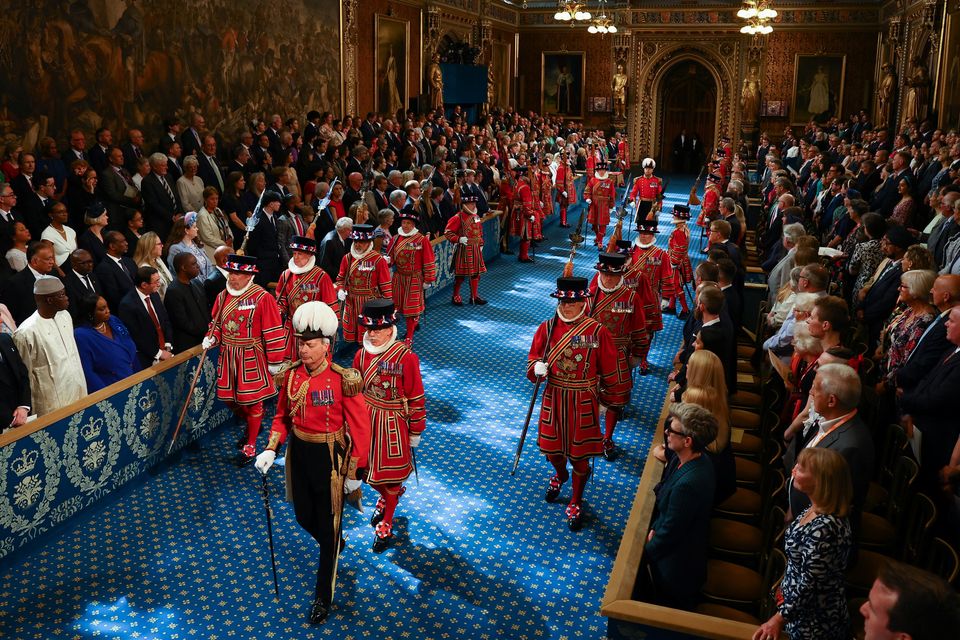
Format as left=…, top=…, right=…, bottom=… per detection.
left=13, top=276, right=86, bottom=416
left=629, top=157, right=664, bottom=222
left=255, top=301, right=371, bottom=625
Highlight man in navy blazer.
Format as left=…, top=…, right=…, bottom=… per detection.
left=117, top=266, right=174, bottom=369
left=93, top=231, right=139, bottom=312
left=859, top=225, right=911, bottom=349
left=0, top=333, right=31, bottom=432
left=893, top=275, right=960, bottom=392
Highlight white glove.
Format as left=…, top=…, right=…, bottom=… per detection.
left=344, top=478, right=362, bottom=494
left=562, top=191, right=568, bottom=198
left=337, top=289, right=348, bottom=301
left=534, top=361, right=548, bottom=377
left=660, top=299, right=670, bottom=311
left=599, top=404, right=609, bottom=415
left=409, top=434, right=421, bottom=448
left=201, top=336, right=216, bottom=350
left=254, top=450, right=276, bottom=475
left=539, top=202, right=544, bottom=207
left=384, top=256, right=391, bottom=265
left=268, top=363, right=283, bottom=375
left=586, top=198, right=592, bottom=205
left=529, top=216, right=535, bottom=222
left=459, top=236, right=468, bottom=245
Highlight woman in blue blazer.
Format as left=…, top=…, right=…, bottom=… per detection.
left=73, top=293, right=140, bottom=392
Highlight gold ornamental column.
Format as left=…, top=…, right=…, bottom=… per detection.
left=343, top=0, right=359, bottom=115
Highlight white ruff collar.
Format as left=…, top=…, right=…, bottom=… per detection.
left=288, top=255, right=316, bottom=275
left=635, top=239, right=655, bottom=249
left=362, top=326, right=398, bottom=354
left=351, top=245, right=373, bottom=260
left=557, top=305, right=586, bottom=323
left=398, top=226, right=418, bottom=237
left=226, top=280, right=254, bottom=297
left=598, top=277, right=624, bottom=293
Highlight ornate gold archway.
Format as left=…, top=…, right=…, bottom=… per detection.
left=628, top=38, right=742, bottom=165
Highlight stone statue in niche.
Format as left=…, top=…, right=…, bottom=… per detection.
left=428, top=52, right=444, bottom=111
left=877, top=62, right=897, bottom=129
left=741, top=65, right=760, bottom=124
left=900, top=58, right=930, bottom=130
left=612, top=62, right=628, bottom=121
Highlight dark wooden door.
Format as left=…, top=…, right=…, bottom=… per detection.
left=658, top=61, right=717, bottom=174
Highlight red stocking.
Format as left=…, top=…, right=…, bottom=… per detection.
left=453, top=276, right=464, bottom=299
left=519, top=239, right=530, bottom=260
left=244, top=402, right=264, bottom=448
left=405, top=316, right=418, bottom=340
left=375, top=483, right=403, bottom=525
left=570, top=459, right=592, bottom=506
left=469, top=277, right=480, bottom=299
left=546, top=454, right=569, bottom=483
left=604, top=407, right=619, bottom=440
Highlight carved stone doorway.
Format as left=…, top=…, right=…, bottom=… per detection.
left=657, top=61, right=717, bottom=174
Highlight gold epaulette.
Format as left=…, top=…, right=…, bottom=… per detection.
left=331, top=362, right=363, bottom=397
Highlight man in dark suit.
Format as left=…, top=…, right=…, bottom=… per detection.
left=93, top=231, right=138, bottom=312
left=118, top=266, right=174, bottom=369
left=164, top=140, right=184, bottom=182
left=164, top=252, right=208, bottom=353
left=15, top=172, right=56, bottom=240
left=0, top=333, right=31, bottom=433
left=140, top=153, right=182, bottom=241
left=317, top=218, right=353, bottom=281
left=312, top=187, right=339, bottom=241
left=893, top=275, right=960, bottom=393
left=785, top=363, right=875, bottom=525
left=859, top=225, right=911, bottom=349
left=716, top=259, right=742, bottom=333
left=671, top=129, right=690, bottom=173
left=1, top=241, right=56, bottom=324
left=360, top=112, right=379, bottom=146
left=462, top=170, right=490, bottom=215
left=65, top=129, right=88, bottom=165
left=156, top=118, right=181, bottom=153
left=203, top=246, right=230, bottom=313
left=900, top=305, right=960, bottom=490
left=696, top=285, right=737, bottom=393
left=265, top=114, right=283, bottom=157
left=87, top=127, right=113, bottom=173
left=121, top=129, right=146, bottom=175
left=243, top=191, right=284, bottom=286
left=180, top=113, right=205, bottom=160
left=98, top=146, right=140, bottom=228
left=63, top=249, right=102, bottom=320
left=197, top=136, right=225, bottom=193
left=9, top=152, right=37, bottom=203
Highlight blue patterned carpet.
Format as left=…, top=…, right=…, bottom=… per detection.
left=0, top=177, right=697, bottom=640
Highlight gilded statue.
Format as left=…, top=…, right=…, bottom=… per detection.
left=487, top=64, right=496, bottom=107
left=877, top=62, right=896, bottom=129
left=612, top=63, right=628, bottom=120
left=900, top=58, right=930, bottom=129
left=428, top=52, right=444, bottom=111
left=741, top=66, right=760, bottom=123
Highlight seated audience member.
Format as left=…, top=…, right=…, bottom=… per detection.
left=877, top=269, right=938, bottom=392
left=784, top=363, right=874, bottom=527
left=860, top=560, right=960, bottom=640
left=166, top=212, right=213, bottom=281
left=753, top=448, right=853, bottom=640
left=644, top=402, right=718, bottom=610
left=900, top=304, right=960, bottom=490
left=12, top=276, right=86, bottom=416
left=0, top=329, right=31, bottom=432
left=39, top=202, right=76, bottom=268
left=164, top=252, right=208, bottom=353
left=859, top=224, right=912, bottom=349
left=117, top=266, right=174, bottom=369
left=73, top=293, right=139, bottom=392
left=893, top=274, right=960, bottom=393
left=76, top=202, right=110, bottom=266
left=3, top=240, right=56, bottom=324
left=134, top=231, right=174, bottom=300
left=94, top=231, right=138, bottom=312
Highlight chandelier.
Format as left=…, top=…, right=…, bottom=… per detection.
left=554, top=1, right=591, bottom=23
left=737, top=1, right=777, bottom=35
left=587, top=0, right=617, bottom=34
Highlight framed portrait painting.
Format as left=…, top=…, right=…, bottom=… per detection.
left=790, top=54, right=846, bottom=125
left=491, top=41, right=511, bottom=109
left=375, top=15, right=409, bottom=118
left=542, top=52, right=585, bottom=118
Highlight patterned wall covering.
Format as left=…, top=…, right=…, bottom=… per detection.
left=0, top=352, right=230, bottom=562
left=759, top=30, right=879, bottom=129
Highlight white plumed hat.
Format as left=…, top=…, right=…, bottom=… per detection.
left=293, top=301, right=339, bottom=340
left=642, top=157, right=656, bottom=169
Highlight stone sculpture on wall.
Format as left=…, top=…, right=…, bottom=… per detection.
left=877, top=62, right=897, bottom=130
left=612, top=62, right=628, bottom=122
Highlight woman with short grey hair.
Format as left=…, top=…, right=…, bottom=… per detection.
left=176, top=155, right=204, bottom=213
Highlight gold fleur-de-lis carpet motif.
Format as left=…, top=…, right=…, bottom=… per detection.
left=0, top=178, right=704, bottom=640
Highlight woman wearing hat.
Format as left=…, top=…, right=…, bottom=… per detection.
left=335, top=223, right=393, bottom=344
left=528, top=277, right=628, bottom=530
left=202, top=253, right=286, bottom=465
left=391, top=207, right=437, bottom=344
left=588, top=253, right=648, bottom=461
left=166, top=212, right=213, bottom=282
left=629, top=158, right=664, bottom=222
left=352, top=299, right=426, bottom=552
left=444, top=193, right=488, bottom=304
left=666, top=205, right=693, bottom=318
left=275, top=235, right=337, bottom=361
left=584, top=160, right=616, bottom=249
left=510, top=166, right=540, bottom=263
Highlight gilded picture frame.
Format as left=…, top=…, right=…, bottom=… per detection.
left=790, top=53, right=846, bottom=125
left=375, top=15, right=410, bottom=118
left=541, top=51, right=586, bottom=119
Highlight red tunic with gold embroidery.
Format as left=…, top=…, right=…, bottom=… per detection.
left=668, top=226, right=694, bottom=285
left=554, top=162, right=577, bottom=209
left=445, top=209, right=487, bottom=276
left=533, top=169, right=554, bottom=217
left=698, top=183, right=722, bottom=226
left=208, top=285, right=285, bottom=405
left=275, top=266, right=338, bottom=360
left=353, top=341, right=426, bottom=485
left=266, top=362, right=371, bottom=476
left=587, top=282, right=648, bottom=405
left=526, top=316, right=628, bottom=460
left=630, top=175, right=664, bottom=203
left=511, top=180, right=541, bottom=239
left=631, top=243, right=676, bottom=305
left=390, top=231, right=437, bottom=316
left=335, top=252, right=393, bottom=343
left=592, top=269, right=658, bottom=356
left=584, top=174, right=616, bottom=226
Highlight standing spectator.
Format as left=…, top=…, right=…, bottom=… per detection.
left=3, top=221, right=30, bottom=272
left=73, top=293, right=139, bottom=392
left=877, top=270, right=938, bottom=391
left=98, top=146, right=140, bottom=228
left=317, top=217, right=352, bottom=281
left=196, top=187, right=233, bottom=262
left=848, top=212, right=887, bottom=298
left=66, top=167, right=98, bottom=231
left=894, top=274, right=960, bottom=393
left=644, top=403, right=717, bottom=610
left=860, top=561, right=960, bottom=640
left=164, top=253, right=208, bottom=354
left=753, top=448, right=853, bottom=640
left=140, top=153, right=182, bottom=242
left=220, top=171, right=250, bottom=246
left=133, top=231, right=174, bottom=300
left=40, top=202, right=76, bottom=268
left=2, top=241, right=56, bottom=324
left=122, top=210, right=145, bottom=256
left=859, top=225, right=912, bottom=349
left=12, top=277, right=86, bottom=416
left=165, top=213, right=212, bottom=282
left=118, top=266, right=174, bottom=369
left=94, top=231, right=138, bottom=312
left=176, top=156, right=205, bottom=213
left=76, top=203, right=110, bottom=266
left=62, top=249, right=101, bottom=320
left=244, top=191, right=285, bottom=286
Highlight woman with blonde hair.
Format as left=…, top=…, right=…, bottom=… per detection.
left=132, top=231, right=173, bottom=299
left=753, top=447, right=853, bottom=640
